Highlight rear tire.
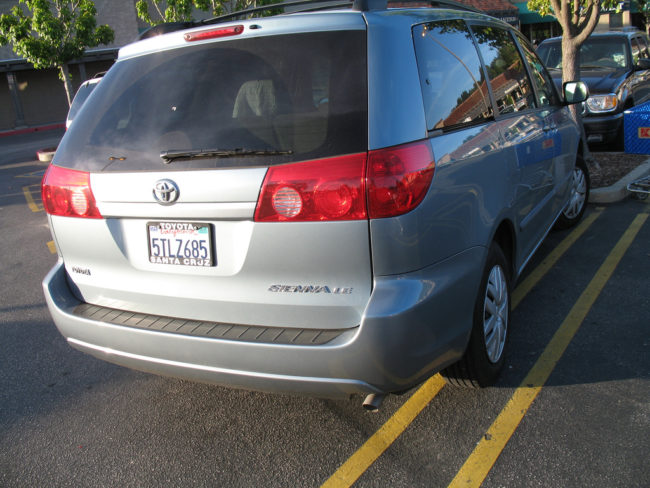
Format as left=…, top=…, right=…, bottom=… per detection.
left=555, top=155, right=589, bottom=230
left=442, top=242, right=510, bottom=388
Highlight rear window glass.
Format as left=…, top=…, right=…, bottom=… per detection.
left=471, top=25, right=535, bottom=115
left=413, top=20, right=493, bottom=132
left=54, top=31, right=367, bottom=172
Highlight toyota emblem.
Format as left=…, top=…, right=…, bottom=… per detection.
left=153, top=179, right=180, bottom=205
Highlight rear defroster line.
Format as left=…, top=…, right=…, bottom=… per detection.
left=320, top=209, right=603, bottom=488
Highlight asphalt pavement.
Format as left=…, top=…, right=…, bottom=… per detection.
left=0, top=130, right=648, bottom=487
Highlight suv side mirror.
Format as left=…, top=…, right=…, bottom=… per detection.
left=563, top=81, right=589, bottom=104
left=635, top=58, right=650, bottom=71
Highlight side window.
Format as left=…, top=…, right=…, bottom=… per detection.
left=413, top=20, right=493, bottom=131
left=471, top=25, right=536, bottom=114
left=638, top=36, right=650, bottom=58
left=631, top=38, right=641, bottom=64
left=517, top=35, right=559, bottom=107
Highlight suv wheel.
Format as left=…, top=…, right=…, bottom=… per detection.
left=442, top=242, right=510, bottom=388
left=556, top=155, right=589, bottom=230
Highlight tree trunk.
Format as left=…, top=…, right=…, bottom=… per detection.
left=60, top=64, right=74, bottom=107
left=561, top=36, right=597, bottom=168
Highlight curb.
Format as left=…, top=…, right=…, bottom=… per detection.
left=590, top=160, right=650, bottom=204
left=0, top=123, right=65, bottom=139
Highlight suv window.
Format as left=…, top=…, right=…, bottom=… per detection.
left=54, top=31, right=367, bottom=172
left=632, top=37, right=642, bottom=64
left=637, top=36, right=649, bottom=58
left=471, top=25, right=535, bottom=115
left=413, top=20, right=493, bottom=132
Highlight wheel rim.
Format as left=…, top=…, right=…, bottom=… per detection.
left=563, top=166, right=587, bottom=219
left=483, top=264, right=508, bottom=363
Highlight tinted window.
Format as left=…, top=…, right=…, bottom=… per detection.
left=517, top=35, right=558, bottom=107
left=632, top=37, right=641, bottom=64
left=54, top=31, right=367, bottom=172
left=67, top=82, right=98, bottom=122
left=536, top=41, right=562, bottom=69
left=471, top=26, right=535, bottom=115
left=413, top=20, right=492, bottom=131
left=538, top=38, right=629, bottom=70
left=637, top=36, right=649, bottom=58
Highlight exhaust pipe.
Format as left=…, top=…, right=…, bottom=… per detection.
left=363, top=393, right=385, bottom=412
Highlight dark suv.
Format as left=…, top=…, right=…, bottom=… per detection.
left=537, top=30, right=650, bottom=146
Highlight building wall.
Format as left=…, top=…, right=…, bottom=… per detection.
left=0, top=74, right=16, bottom=128
left=0, top=0, right=139, bottom=131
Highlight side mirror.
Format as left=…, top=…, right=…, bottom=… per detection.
left=563, top=81, right=589, bottom=104
left=635, top=58, right=650, bottom=71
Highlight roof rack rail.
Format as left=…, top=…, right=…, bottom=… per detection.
left=200, top=0, right=353, bottom=25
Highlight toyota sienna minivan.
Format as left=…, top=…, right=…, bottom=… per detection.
left=42, top=0, right=589, bottom=408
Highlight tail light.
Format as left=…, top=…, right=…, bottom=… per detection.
left=367, top=141, right=435, bottom=219
left=255, top=153, right=367, bottom=222
left=41, top=165, right=102, bottom=219
left=254, top=141, right=435, bottom=222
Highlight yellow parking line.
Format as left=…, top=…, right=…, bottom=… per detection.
left=22, top=185, right=41, bottom=212
left=321, top=210, right=603, bottom=488
left=322, top=375, right=446, bottom=488
left=47, top=241, right=56, bottom=254
left=512, top=210, right=602, bottom=309
left=448, top=212, right=648, bottom=488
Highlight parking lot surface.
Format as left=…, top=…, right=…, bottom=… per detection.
left=0, top=132, right=648, bottom=487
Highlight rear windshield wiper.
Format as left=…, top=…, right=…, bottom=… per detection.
left=160, top=148, right=293, bottom=164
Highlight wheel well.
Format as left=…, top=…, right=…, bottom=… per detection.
left=493, top=221, right=515, bottom=277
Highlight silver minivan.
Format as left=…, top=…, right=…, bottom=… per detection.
left=42, top=0, right=589, bottom=408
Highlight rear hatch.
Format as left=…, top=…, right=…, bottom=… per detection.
left=45, top=20, right=372, bottom=332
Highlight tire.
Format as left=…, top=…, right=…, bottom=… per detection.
left=442, top=242, right=510, bottom=388
left=555, top=155, right=589, bottom=230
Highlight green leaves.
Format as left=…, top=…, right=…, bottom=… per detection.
left=135, top=0, right=200, bottom=25
left=0, top=0, right=114, bottom=105
left=0, top=0, right=114, bottom=67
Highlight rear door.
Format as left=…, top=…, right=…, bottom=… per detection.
left=49, top=25, right=372, bottom=331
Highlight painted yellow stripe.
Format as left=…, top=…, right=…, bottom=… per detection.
left=321, top=210, right=603, bottom=488
left=512, top=210, right=602, bottom=309
left=321, top=374, right=446, bottom=488
left=22, top=185, right=40, bottom=212
left=47, top=241, right=56, bottom=254
left=448, top=212, right=648, bottom=488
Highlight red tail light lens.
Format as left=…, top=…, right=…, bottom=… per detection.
left=367, top=141, right=435, bottom=219
left=41, top=165, right=102, bottom=219
left=184, top=25, right=244, bottom=42
left=255, top=153, right=367, bottom=222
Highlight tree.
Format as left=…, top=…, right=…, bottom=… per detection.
left=526, top=0, right=618, bottom=164
left=526, top=0, right=618, bottom=84
left=135, top=0, right=282, bottom=25
left=634, top=0, right=650, bottom=35
left=135, top=0, right=200, bottom=24
left=0, top=0, right=114, bottom=106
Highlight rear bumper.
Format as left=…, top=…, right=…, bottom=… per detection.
left=43, top=248, right=484, bottom=398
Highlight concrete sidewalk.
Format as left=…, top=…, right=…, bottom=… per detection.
left=591, top=161, right=650, bottom=204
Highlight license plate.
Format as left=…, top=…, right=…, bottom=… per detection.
left=147, top=221, right=214, bottom=267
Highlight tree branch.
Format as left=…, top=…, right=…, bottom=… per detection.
left=575, top=0, right=600, bottom=44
